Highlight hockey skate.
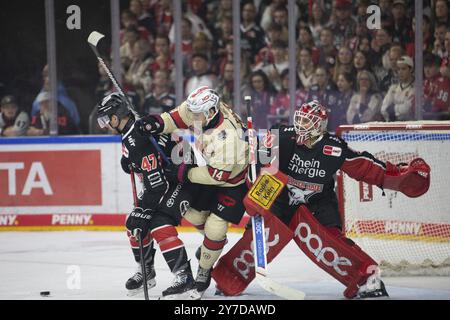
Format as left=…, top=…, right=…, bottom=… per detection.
left=126, top=261, right=156, bottom=297
left=161, top=262, right=195, bottom=300
left=187, top=266, right=212, bottom=300
left=356, top=280, right=389, bottom=299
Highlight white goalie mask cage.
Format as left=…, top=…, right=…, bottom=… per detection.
left=294, top=100, right=328, bottom=144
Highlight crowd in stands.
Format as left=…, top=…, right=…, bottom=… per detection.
left=1, top=0, right=450, bottom=137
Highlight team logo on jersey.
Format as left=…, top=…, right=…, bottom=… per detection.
left=286, top=178, right=323, bottom=205
left=122, top=144, right=129, bottom=158
left=323, top=145, right=342, bottom=157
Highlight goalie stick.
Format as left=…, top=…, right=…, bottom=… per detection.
left=130, top=168, right=149, bottom=301
left=87, top=31, right=170, bottom=165
left=245, top=96, right=305, bottom=300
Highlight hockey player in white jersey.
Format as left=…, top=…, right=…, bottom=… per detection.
left=136, top=86, right=249, bottom=299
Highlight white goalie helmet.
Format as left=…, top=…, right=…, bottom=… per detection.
left=186, top=86, right=220, bottom=124
left=294, top=100, right=328, bottom=145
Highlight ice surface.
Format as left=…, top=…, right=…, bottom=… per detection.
left=1, top=231, right=449, bottom=300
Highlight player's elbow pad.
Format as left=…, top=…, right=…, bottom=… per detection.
left=382, top=158, right=431, bottom=198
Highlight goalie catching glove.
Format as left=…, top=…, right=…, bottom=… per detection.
left=383, top=157, right=430, bottom=198
left=126, top=207, right=154, bottom=238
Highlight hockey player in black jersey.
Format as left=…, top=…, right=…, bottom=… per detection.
left=97, top=93, right=195, bottom=299
left=213, top=100, right=431, bottom=299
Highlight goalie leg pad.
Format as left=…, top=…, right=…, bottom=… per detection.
left=211, top=212, right=294, bottom=296
left=289, top=206, right=379, bottom=299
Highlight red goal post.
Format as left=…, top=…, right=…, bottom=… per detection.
left=336, top=121, right=450, bottom=275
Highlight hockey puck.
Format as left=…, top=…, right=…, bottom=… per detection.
left=40, top=291, right=50, bottom=297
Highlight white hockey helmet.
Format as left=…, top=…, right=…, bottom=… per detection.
left=186, top=86, right=220, bottom=124
left=294, top=100, right=328, bottom=144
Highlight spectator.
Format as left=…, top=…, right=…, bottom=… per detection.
left=0, top=95, right=29, bottom=137
left=353, top=50, right=371, bottom=73
left=192, top=32, right=212, bottom=59
left=120, top=26, right=141, bottom=72
left=328, top=72, right=354, bottom=132
left=124, top=39, right=154, bottom=100
left=184, top=53, right=218, bottom=96
left=149, top=33, right=173, bottom=77
left=270, top=69, right=307, bottom=126
left=379, top=43, right=404, bottom=93
left=306, top=66, right=339, bottom=110
left=215, top=61, right=234, bottom=108
left=370, top=28, right=393, bottom=81
left=215, top=0, right=233, bottom=30
left=381, top=55, right=415, bottom=121
left=328, top=0, right=357, bottom=49
left=28, top=92, right=79, bottom=136
left=31, top=65, right=80, bottom=127
left=347, top=70, right=383, bottom=124
left=260, top=0, right=287, bottom=32
left=245, top=70, right=277, bottom=129
left=142, top=70, right=176, bottom=115
left=297, top=47, right=316, bottom=91
left=153, top=0, right=173, bottom=35
left=212, top=16, right=233, bottom=62
left=129, top=0, right=154, bottom=33
left=434, top=0, right=450, bottom=25
left=333, top=46, right=355, bottom=83
left=120, top=10, right=153, bottom=45
left=432, top=22, right=448, bottom=58
left=297, top=26, right=320, bottom=65
left=423, top=53, right=444, bottom=115
left=308, top=1, right=327, bottom=45
left=406, top=15, right=432, bottom=57
left=172, top=3, right=214, bottom=42
left=241, top=2, right=266, bottom=63
left=253, top=40, right=288, bottom=92
left=317, top=28, right=338, bottom=69
left=255, top=23, right=284, bottom=66
left=356, top=35, right=372, bottom=55
left=391, top=0, right=411, bottom=44
left=177, top=17, right=195, bottom=56
left=379, top=0, right=394, bottom=26
left=423, top=52, right=450, bottom=117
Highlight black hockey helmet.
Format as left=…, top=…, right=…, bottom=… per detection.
left=97, top=92, right=131, bottom=128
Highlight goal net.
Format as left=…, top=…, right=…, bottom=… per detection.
left=337, top=121, right=450, bottom=276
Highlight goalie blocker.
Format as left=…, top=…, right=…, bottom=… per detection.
left=212, top=161, right=430, bottom=298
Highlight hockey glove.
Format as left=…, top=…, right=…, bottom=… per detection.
left=126, top=207, right=153, bottom=237
left=383, top=158, right=431, bottom=198
left=121, top=156, right=131, bottom=174
left=164, top=162, right=193, bottom=184
left=136, top=114, right=164, bottom=136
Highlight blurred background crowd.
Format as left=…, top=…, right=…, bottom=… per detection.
left=1, top=0, right=450, bottom=137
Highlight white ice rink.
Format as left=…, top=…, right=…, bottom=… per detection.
left=1, top=231, right=450, bottom=300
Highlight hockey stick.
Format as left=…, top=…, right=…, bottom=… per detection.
left=245, top=96, right=305, bottom=300
left=130, top=168, right=149, bottom=301
left=87, top=31, right=170, bottom=165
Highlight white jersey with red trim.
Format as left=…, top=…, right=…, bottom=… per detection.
left=160, top=102, right=249, bottom=187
